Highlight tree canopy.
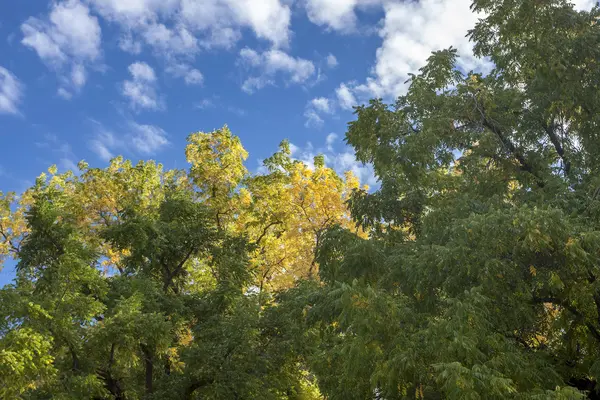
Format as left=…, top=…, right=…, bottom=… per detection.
left=2, top=0, right=600, bottom=398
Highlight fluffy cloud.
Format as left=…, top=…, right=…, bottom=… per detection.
left=219, top=0, right=291, bottom=47
left=166, top=63, right=203, bottom=85
left=130, top=62, right=156, bottom=81
left=87, top=0, right=179, bottom=24
left=331, top=0, right=596, bottom=106
left=309, top=0, right=491, bottom=127
left=327, top=0, right=597, bottom=114
left=573, top=0, right=598, bottom=9
left=304, top=0, right=381, bottom=32
left=122, top=62, right=163, bottom=110
left=326, top=132, right=338, bottom=151
left=286, top=136, right=377, bottom=186
left=310, top=97, right=333, bottom=114
left=89, top=129, right=118, bottom=161
left=349, top=0, right=487, bottom=100
left=304, top=109, right=324, bottom=128
left=89, top=118, right=169, bottom=160
left=21, top=0, right=101, bottom=95
left=330, top=150, right=377, bottom=186
left=89, top=0, right=291, bottom=51
left=335, top=82, right=357, bottom=110
left=326, top=53, right=338, bottom=68
left=142, top=23, right=198, bottom=56
left=0, top=67, right=23, bottom=115
left=130, top=122, right=169, bottom=154
left=179, top=0, right=291, bottom=48
left=239, top=48, right=316, bottom=93
left=71, top=64, right=87, bottom=87
left=118, top=34, right=143, bottom=54
left=304, top=97, right=335, bottom=127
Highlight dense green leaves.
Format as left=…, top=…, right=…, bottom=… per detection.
left=3, top=0, right=600, bottom=398
left=276, top=0, right=600, bottom=399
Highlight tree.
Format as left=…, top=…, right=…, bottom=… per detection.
left=185, top=127, right=366, bottom=291
left=237, top=140, right=366, bottom=290
left=279, top=0, right=600, bottom=398
left=0, top=127, right=356, bottom=399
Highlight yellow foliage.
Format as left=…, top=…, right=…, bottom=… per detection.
left=234, top=148, right=367, bottom=290
left=1, top=125, right=367, bottom=293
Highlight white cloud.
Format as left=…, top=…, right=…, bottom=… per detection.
left=304, top=97, right=335, bottom=127
left=184, top=69, right=204, bottom=85
left=129, top=122, right=169, bottom=154
left=221, top=0, right=291, bottom=47
left=90, top=139, right=114, bottom=161
left=179, top=0, right=291, bottom=48
left=241, top=76, right=272, bottom=93
left=342, top=0, right=491, bottom=103
left=59, top=158, right=79, bottom=172
left=21, top=0, right=101, bottom=94
left=71, top=64, right=87, bottom=88
left=122, top=62, right=163, bottom=110
left=57, top=87, right=73, bottom=99
left=142, top=23, right=198, bottom=56
left=304, top=109, right=325, bottom=128
left=335, top=82, right=357, bottom=110
left=89, top=128, right=120, bottom=161
left=312, top=0, right=492, bottom=125
left=371, top=0, right=486, bottom=96
left=166, top=63, right=203, bottom=85
left=239, top=48, right=316, bottom=93
left=310, top=97, right=333, bottom=114
left=89, top=118, right=169, bottom=160
left=304, top=0, right=381, bottom=32
left=289, top=142, right=300, bottom=156
left=129, top=61, right=156, bottom=81
left=573, top=0, right=597, bottom=10
left=0, top=66, right=23, bottom=115
left=89, top=0, right=291, bottom=51
left=87, top=0, right=179, bottom=24
left=286, top=137, right=377, bottom=186
left=330, top=150, right=377, bottom=186
left=326, top=53, right=338, bottom=68
left=240, top=48, right=261, bottom=66
left=326, top=132, right=338, bottom=151
left=119, top=33, right=143, bottom=54
left=119, top=33, right=142, bottom=54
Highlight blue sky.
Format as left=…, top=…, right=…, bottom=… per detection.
left=0, top=0, right=596, bottom=285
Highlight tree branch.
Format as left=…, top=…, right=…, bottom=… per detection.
left=255, top=220, right=282, bottom=246
left=542, top=121, right=571, bottom=175
left=0, top=226, right=20, bottom=253
left=184, top=378, right=214, bottom=400
left=481, top=118, right=544, bottom=185
left=163, top=247, right=196, bottom=292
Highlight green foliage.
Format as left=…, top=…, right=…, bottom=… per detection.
left=3, top=0, right=600, bottom=398
left=0, top=170, right=319, bottom=399
left=274, top=1, right=600, bottom=399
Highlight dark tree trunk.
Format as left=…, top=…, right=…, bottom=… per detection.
left=140, top=344, right=154, bottom=397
